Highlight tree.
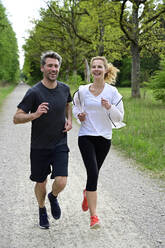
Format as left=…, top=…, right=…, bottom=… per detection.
left=0, top=2, right=19, bottom=84
left=114, top=0, right=165, bottom=98
left=23, top=0, right=89, bottom=82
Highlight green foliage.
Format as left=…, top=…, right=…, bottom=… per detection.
left=22, top=0, right=165, bottom=92
left=118, top=57, right=131, bottom=87
left=148, top=58, right=165, bottom=102
left=140, top=54, right=160, bottom=83
left=65, top=74, right=88, bottom=93
left=22, top=0, right=127, bottom=85
left=0, top=3, right=20, bottom=84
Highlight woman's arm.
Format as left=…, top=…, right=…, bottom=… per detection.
left=108, top=101, right=124, bottom=122
left=72, top=91, right=82, bottom=118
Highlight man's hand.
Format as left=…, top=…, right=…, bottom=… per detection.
left=34, top=102, right=49, bottom=118
left=63, top=119, right=72, bottom=132
left=13, top=102, right=49, bottom=124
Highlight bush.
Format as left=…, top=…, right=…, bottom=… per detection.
left=149, top=58, right=165, bottom=102
left=66, top=74, right=88, bottom=92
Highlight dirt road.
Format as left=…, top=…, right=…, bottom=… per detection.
left=0, top=83, right=165, bottom=248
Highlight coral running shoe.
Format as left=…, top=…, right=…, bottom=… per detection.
left=90, top=215, right=100, bottom=229
left=82, top=189, right=88, bottom=211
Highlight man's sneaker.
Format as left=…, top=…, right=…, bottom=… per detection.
left=48, top=192, right=61, bottom=219
left=82, top=189, right=88, bottom=211
left=39, top=207, right=49, bottom=229
left=90, top=215, right=100, bottom=229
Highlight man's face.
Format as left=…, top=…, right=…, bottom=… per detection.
left=41, top=58, right=60, bottom=82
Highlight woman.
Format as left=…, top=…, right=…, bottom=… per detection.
left=73, top=56, right=124, bottom=229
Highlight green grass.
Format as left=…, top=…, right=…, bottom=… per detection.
left=70, top=84, right=165, bottom=179
left=0, top=84, right=15, bottom=107
left=112, top=88, right=165, bottom=179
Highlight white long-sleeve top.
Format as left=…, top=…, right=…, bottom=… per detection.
left=72, top=83, right=124, bottom=139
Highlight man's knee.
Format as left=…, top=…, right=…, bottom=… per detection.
left=55, top=176, right=67, bottom=190
left=36, top=179, right=47, bottom=189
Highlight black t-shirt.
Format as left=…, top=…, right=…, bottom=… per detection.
left=17, top=81, right=72, bottom=149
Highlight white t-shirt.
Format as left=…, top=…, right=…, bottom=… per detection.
left=72, top=83, right=124, bottom=139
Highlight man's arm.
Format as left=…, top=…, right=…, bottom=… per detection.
left=13, top=108, right=36, bottom=124
left=63, top=102, right=72, bottom=132
left=13, top=102, right=49, bottom=124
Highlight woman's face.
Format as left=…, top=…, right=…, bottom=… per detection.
left=91, top=59, right=106, bottom=81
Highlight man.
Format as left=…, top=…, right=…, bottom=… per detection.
left=13, top=51, right=72, bottom=229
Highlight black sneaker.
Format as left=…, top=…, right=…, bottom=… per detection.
left=48, top=192, right=61, bottom=219
left=39, top=207, right=49, bottom=229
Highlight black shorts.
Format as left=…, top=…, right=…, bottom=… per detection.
left=30, top=144, right=69, bottom=183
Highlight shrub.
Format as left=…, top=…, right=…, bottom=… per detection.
left=148, top=58, right=165, bottom=102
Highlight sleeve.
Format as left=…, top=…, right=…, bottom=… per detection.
left=17, top=88, right=36, bottom=113
left=106, top=88, right=124, bottom=122
left=72, top=90, right=82, bottom=119
left=67, top=86, right=72, bottom=103
left=108, top=101, right=124, bottom=122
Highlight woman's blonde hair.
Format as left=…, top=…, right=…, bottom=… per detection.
left=90, top=56, right=119, bottom=84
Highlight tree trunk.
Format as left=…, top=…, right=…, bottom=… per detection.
left=131, top=42, right=141, bottom=98
left=65, top=69, right=69, bottom=81
left=131, top=2, right=141, bottom=98
left=84, top=58, right=90, bottom=82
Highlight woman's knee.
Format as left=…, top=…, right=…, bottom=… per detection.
left=86, top=183, right=97, bottom=191
left=86, top=174, right=98, bottom=191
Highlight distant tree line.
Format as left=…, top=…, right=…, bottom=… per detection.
left=0, top=1, right=19, bottom=85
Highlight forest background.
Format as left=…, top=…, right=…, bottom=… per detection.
left=0, top=0, right=165, bottom=179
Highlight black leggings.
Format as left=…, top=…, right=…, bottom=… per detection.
left=78, top=136, right=111, bottom=191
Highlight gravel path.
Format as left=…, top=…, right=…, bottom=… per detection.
left=0, top=83, right=165, bottom=248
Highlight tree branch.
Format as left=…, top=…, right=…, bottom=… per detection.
left=145, top=7, right=165, bottom=24
left=46, top=2, right=92, bottom=44
left=119, top=0, right=136, bottom=45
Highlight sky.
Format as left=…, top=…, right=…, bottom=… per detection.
left=1, top=0, right=47, bottom=69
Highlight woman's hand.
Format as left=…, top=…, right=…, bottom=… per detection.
left=78, top=112, right=86, bottom=122
left=101, top=98, right=111, bottom=110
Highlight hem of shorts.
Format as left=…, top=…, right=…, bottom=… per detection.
left=50, top=174, right=68, bottom=179
left=29, top=176, right=48, bottom=183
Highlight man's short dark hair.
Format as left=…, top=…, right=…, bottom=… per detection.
left=40, top=51, right=62, bottom=66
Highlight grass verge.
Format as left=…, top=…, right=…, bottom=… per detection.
left=113, top=88, right=165, bottom=179
left=0, top=84, right=15, bottom=107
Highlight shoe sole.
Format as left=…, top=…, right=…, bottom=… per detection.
left=39, top=225, right=49, bottom=229
left=90, top=223, right=101, bottom=229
